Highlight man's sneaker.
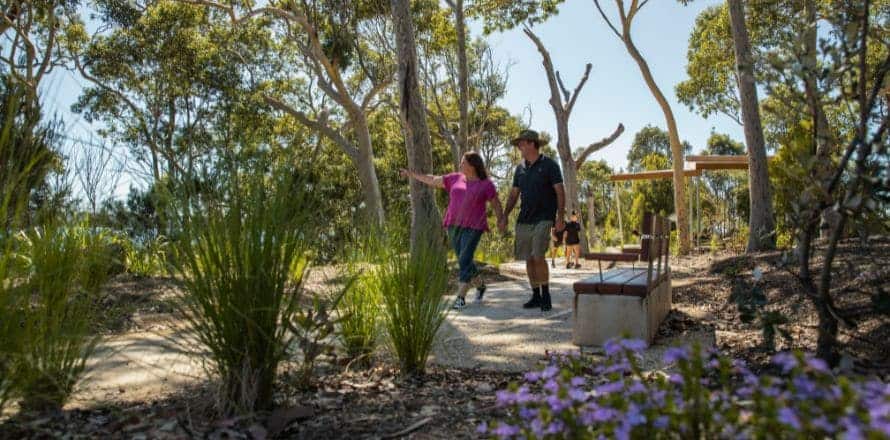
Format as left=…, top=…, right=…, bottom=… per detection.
left=523, top=292, right=542, bottom=309
left=574, top=263, right=582, bottom=269
left=475, top=285, right=487, bottom=303
left=566, top=263, right=572, bottom=269
left=452, top=296, right=466, bottom=309
left=550, top=260, right=555, bottom=268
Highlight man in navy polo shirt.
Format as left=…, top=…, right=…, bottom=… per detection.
left=504, top=130, right=565, bottom=312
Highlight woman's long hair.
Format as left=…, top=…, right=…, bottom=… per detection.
left=463, top=151, right=488, bottom=180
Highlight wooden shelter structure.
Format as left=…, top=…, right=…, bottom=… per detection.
left=608, top=155, right=749, bottom=182
left=603, top=155, right=756, bottom=252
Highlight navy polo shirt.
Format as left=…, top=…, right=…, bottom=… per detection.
left=512, top=154, right=564, bottom=224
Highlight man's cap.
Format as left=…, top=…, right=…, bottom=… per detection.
left=510, top=129, right=547, bottom=147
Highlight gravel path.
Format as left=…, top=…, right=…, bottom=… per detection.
left=431, top=261, right=715, bottom=372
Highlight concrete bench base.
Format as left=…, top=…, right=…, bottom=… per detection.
left=572, top=278, right=671, bottom=346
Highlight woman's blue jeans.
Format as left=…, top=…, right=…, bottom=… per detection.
left=448, top=226, right=484, bottom=283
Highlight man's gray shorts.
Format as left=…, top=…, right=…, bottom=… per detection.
left=514, top=220, right=553, bottom=260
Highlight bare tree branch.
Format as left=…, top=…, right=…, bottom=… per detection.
left=566, top=63, right=592, bottom=115
left=592, top=0, right=623, bottom=40
left=263, top=95, right=359, bottom=161
left=574, top=123, right=625, bottom=169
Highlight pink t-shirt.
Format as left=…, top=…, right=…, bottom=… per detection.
left=442, top=172, right=497, bottom=231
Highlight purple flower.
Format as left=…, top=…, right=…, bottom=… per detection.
left=588, top=406, right=619, bottom=422
left=541, top=365, right=560, bottom=380
left=543, top=378, right=560, bottom=394
left=496, top=390, right=514, bottom=406
left=871, top=419, right=890, bottom=436
left=792, top=376, right=818, bottom=398
left=664, top=346, right=690, bottom=364
left=492, top=423, right=520, bottom=438
left=669, top=373, right=684, bottom=385
left=595, top=381, right=623, bottom=395
left=654, top=416, right=669, bottom=429
left=524, top=371, right=541, bottom=383
left=627, top=380, right=647, bottom=395
left=603, top=361, right=631, bottom=374
left=530, top=418, right=544, bottom=436
left=545, top=420, right=566, bottom=435
left=811, top=416, right=835, bottom=433
left=570, top=376, right=586, bottom=387
left=515, top=386, right=536, bottom=403
left=627, top=404, right=647, bottom=426
left=841, top=417, right=864, bottom=440
left=615, top=420, right=631, bottom=440
left=650, top=389, right=667, bottom=406
left=519, top=407, right=538, bottom=420
left=806, top=356, right=830, bottom=374
left=778, top=407, right=801, bottom=430
left=621, top=338, right=648, bottom=352
left=546, top=395, right=570, bottom=413
left=569, top=387, right=589, bottom=402
left=735, top=386, right=754, bottom=398
left=772, top=352, right=799, bottom=373
left=868, top=402, right=890, bottom=420
left=476, top=422, right=488, bottom=434
left=604, top=339, right=622, bottom=356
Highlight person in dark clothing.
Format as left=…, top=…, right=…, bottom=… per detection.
left=563, top=211, right=582, bottom=269
left=503, top=129, right=565, bottom=312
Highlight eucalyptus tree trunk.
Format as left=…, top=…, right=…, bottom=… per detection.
left=453, top=0, right=469, bottom=157
left=726, top=0, right=776, bottom=252
left=391, top=0, right=443, bottom=250
left=524, top=27, right=624, bottom=255
left=352, top=112, right=387, bottom=226
left=593, top=0, right=690, bottom=254
left=587, top=187, right=597, bottom=249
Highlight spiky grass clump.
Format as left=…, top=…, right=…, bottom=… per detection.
left=169, top=162, right=318, bottom=414
left=374, top=234, right=449, bottom=376
left=10, top=224, right=111, bottom=412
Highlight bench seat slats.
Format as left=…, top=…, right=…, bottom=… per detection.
left=573, top=268, right=648, bottom=295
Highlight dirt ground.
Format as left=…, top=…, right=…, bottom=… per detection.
left=1, top=238, right=888, bottom=439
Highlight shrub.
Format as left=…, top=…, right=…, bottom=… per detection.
left=375, top=235, right=449, bottom=376
left=480, top=340, right=890, bottom=439
left=337, top=271, right=381, bottom=368
left=125, top=236, right=168, bottom=278
left=476, top=231, right=512, bottom=266
left=169, top=162, right=325, bottom=413
left=8, top=225, right=111, bottom=412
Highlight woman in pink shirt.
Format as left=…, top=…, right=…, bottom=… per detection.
left=400, top=152, right=507, bottom=309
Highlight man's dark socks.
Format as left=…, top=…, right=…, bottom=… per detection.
left=540, top=284, right=552, bottom=312
left=523, top=286, right=542, bottom=309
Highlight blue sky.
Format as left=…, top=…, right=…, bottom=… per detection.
left=42, top=0, right=742, bottom=200
left=479, top=0, right=743, bottom=171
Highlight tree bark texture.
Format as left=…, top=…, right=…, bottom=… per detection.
left=592, top=0, right=690, bottom=254
left=352, top=113, right=387, bottom=226
left=726, top=0, right=776, bottom=252
left=391, top=0, right=443, bottom=248
left=454, top=0, right=470, bottom=157
left=524, top=27, right=623, bottom=255
left=623, top=38, right=690, bottom=254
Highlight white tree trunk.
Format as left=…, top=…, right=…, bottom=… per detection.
left=623, top=38, right=689, bottom=254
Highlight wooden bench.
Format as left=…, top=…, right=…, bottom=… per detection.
left=572, top=213, right=672, bottom=346
left=583, top=213, right=654, bottom=271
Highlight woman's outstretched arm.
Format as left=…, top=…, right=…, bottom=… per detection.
left=400, top=169, right=445, bottom=188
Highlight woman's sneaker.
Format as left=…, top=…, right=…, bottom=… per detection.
left=475, top=285, right=487, bottom=303
left=452, top=296, right=466, bottom=309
